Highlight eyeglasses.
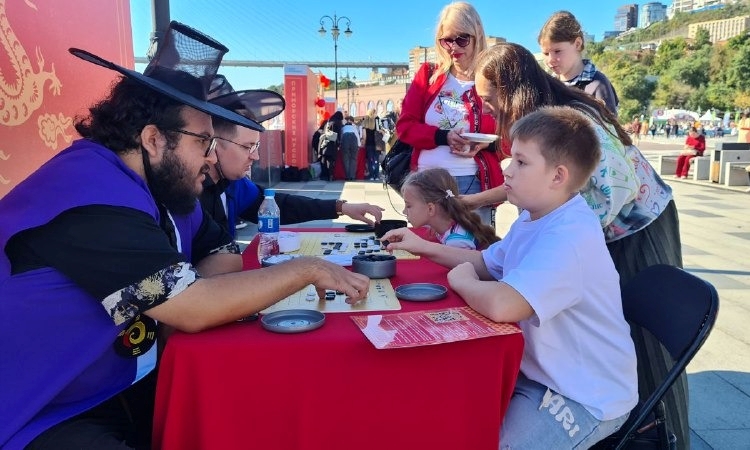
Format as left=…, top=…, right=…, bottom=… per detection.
left=439, top=34, right=472, bottom=50
left=216, top=137, right=261, bottom=155
left=168, top=129, right=217, bottom=157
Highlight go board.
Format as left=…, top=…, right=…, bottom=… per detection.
left=291, top=232, right=419, bottom=260
left=261, top=279, right=401, bottom=314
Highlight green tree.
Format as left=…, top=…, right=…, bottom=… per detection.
left=691, top=27, right=712, bottom=49
left=586, top=42, right=606, bottom=60
left=653, top=73, right=694, bottom=109
left=670, top=46, right=711, bottom=89
left=596, top=51, right=655, bottom=119
left=686, top=85, right=709, bottom=111
left=652, top=38, right=688, bottom=75
left=266, top=84, right=283, bottom=95
left=725, top=45, right=750, bottom=92
left=735, top=91, right=750, bottom=109
left=704, top=82, right=734, bottom=110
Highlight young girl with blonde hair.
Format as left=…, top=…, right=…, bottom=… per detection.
left=400, top=168, right=499, bottom=250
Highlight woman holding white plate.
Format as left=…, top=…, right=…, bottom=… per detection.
left=396, top=2, right=504, bottom=225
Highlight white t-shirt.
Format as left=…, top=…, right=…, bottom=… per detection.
left=341, top=123, right=361, bottom=142
left=482, top=195, right=638, bottom=420
left=418, top=74, right=478, bottom=177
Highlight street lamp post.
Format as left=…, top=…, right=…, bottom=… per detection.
left=318, top=13, right=352, bottom=108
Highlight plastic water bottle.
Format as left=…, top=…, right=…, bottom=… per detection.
left=257, top=189, right=280, bottom=262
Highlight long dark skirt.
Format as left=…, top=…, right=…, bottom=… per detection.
left=607, top=200, right=689, bottom=447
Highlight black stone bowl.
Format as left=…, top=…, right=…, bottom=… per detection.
left=351, top=254, right=397, bottom=278
left=374, top=219, right=408, bottom=238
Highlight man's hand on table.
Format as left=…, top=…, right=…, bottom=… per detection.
left=342, top=202, right=385, bottom=225
left=305, top=256, right=370, bottom=304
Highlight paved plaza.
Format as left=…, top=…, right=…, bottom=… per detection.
left=237, top=137, right=750, bottom=449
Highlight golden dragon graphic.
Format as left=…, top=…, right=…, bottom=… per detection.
left=2, top=0, right=73, bottom=188
left=1, top=0, right=63, bottom=126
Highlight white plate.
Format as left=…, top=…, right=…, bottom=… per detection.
left=461, top=132, right=499, bottom=143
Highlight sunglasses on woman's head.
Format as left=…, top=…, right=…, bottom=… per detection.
left=439, top=34, right=472, bottom=50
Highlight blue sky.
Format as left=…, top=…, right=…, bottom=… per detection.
left=130, top=0, right=652, bottom=89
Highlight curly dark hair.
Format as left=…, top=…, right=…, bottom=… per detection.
left=74, top=76, right=187, bottom=153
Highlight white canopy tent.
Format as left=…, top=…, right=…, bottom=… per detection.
left=699, top=109, right=717, bottom=123
left=653, top=108, right=700, bottom=122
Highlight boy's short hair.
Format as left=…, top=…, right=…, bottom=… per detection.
left=510, top=106, right=600, bottom=190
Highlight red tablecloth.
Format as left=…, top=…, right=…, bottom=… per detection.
left=332, top=146, right=366, bottom=180
left=153, top=228, right=524, bottom=450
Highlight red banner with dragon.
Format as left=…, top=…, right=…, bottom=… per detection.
left=0, top=0, right=133, bottom=198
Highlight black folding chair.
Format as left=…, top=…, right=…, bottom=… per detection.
left=594, top=264, right=719, bottom=449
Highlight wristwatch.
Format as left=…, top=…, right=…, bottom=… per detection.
left=335, top=199, right=347, bottom=216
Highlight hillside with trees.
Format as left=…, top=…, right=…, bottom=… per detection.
left=586, top=0, right=750, bottom=120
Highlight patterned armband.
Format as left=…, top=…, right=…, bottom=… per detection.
left=101, top=262, right=200, bottom=325
left=209, top=242, right=241, bottom=255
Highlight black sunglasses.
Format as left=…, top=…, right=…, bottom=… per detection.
left=439, top=34, right=472, bottom=50
left=168, top=129, right=217, bottom=157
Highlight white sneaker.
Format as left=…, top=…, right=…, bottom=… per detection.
left=235, top=220, right=248, bottom=230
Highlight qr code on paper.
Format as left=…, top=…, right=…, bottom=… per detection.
left=425, top=310, right=468, bottom=324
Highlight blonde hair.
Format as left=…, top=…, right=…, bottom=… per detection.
left=402, top=168, right=499, bottom=249
left=432, top=2, right=487, bottom=83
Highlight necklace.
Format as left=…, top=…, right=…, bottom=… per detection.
left=452, top=66, right=472, bottom=80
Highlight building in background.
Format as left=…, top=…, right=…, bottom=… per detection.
left=668, top=0, right=739, bottom=18
left=604, top=30, right=624, bottom=39
left=640, top=2, right=668, bottom=28
left=669, top=0, right=696, bottom=18
left=615, top=4, right=639, bottom=31
left=688, top=15, right=750, bottom=43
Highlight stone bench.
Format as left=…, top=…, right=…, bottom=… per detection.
left=657, top=154, right=710, bottom=180
left=724, top=162, right=750, bottom=186
left=712, top=143, right=750, bottom=183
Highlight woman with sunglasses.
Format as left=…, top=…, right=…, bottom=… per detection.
left=395, top=1, right=502, bottom=225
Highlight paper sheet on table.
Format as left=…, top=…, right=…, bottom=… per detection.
left=351, top=306, right=521, bottom=349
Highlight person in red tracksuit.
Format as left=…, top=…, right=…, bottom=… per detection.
left=675, top=127, right=706, bottom=179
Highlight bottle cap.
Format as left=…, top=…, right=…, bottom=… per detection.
left=264, top=188, right=275, bottom=197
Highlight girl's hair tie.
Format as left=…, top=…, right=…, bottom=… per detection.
left=445, top=189, right=455, bottom=199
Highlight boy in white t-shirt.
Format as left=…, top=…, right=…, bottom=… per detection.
left=382, top=106, right=637, bottom=448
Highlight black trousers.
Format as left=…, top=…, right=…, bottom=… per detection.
left=26, top=371, right=156, bottom=450
left=607, top=200, right=690, bottom=448
left=319, top=146, right=338, bottom=181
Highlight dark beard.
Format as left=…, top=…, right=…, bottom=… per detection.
left=145, top=147, right=204, bottom=215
